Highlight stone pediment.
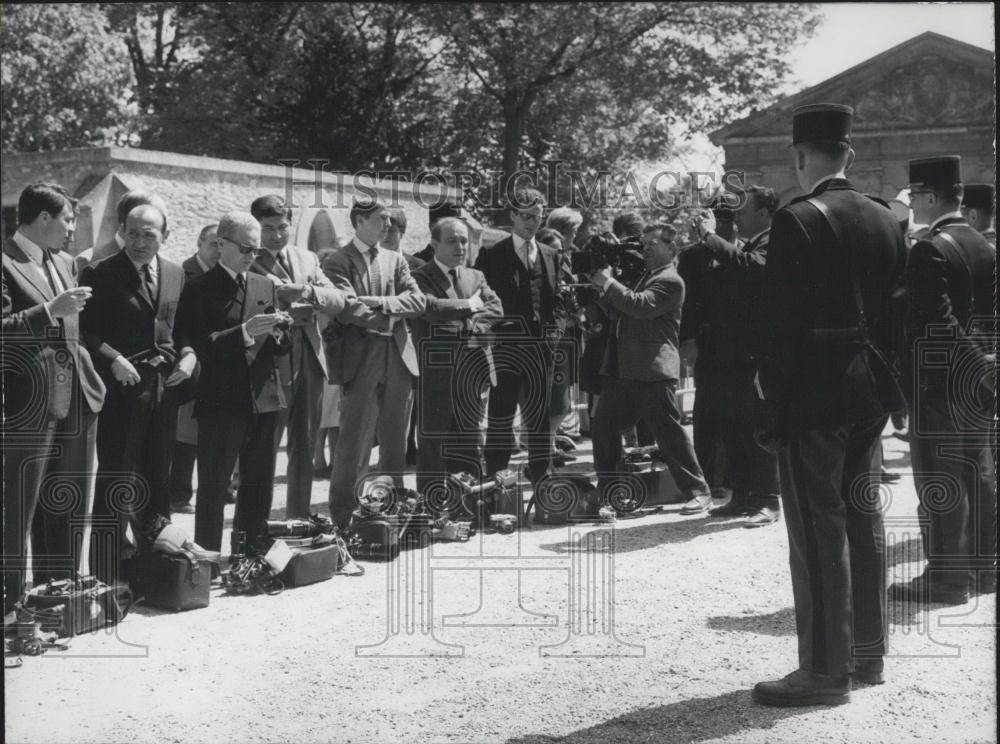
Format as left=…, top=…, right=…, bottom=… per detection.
left=711, top=32, right=995, bottom=143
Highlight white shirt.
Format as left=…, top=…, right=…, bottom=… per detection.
left=432, top=257, right=484, bottom=311
left=433, top=257, right=457, bottom=287
left=353, top=236, right=395, bottom=331
left=929, top=210, right=964, bottom=232
left=512, top=233, right=538, bottom=269
left=810, top=171, right=847, bottom=194
left=195, top=255, right=212, bottom=274
left=218, top=263, right=254, bottom=346
left=131, top=255, right=159, bottom=295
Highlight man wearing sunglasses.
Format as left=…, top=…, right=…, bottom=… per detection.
left=174, top=211, right=292, bottom=554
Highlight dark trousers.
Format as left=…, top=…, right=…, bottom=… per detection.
left=779, top=415, right=888, bottom=676
left=484, top=340, right=554, bottom=483
left=593, top=377, right=710, bottom=500
left=720, top=364, right=780, bottom=504
left=90, top=375, right=178, bottom=583
left=908, top=393, right=996, bottom=589
left=195, top=410, right=279, bottom=552
left=168, top=441, right=197, bottom=504
left=693, top=361, right=729, bottom=489
left=274, top=340, right=325, bottom=519
left=4, top=397, right=97, bottom=613
left=329, top=338, right=414, bottom=529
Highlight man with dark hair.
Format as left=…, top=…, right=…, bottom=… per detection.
left=174, top=211, right=291, bottom=553
left=79, top=204, right=192, bottom=582
left=590, top=222, right=711, bottom=510
left=3, top=183, right=106, bottom=619
left=169, top=224, right=221, bottom=513
left=678, top=200, right=739, bottom=507
left=411, top=217, right=503, bottom=497
left=474, top=187, right=562, bottom=484
left=322, top=197, right=426, bottom=532
left=249, top=194, right=347, bottom=519
left=960, top=183, right=996, bottom=248
left=891, top=157, right=996, bottom=604
left=383, top=207, right=424, bottom=272
left=74, top=190, right=168, bottom=273
left=752, top=103, right=905, bottom=706
left=692, top=185, right=781, bottom=526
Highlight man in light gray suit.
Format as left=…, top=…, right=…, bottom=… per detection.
left=590, top=222, right=711, bottom=512
left=249, top=195, right=348, bottom=519
left=322, top=197, right=425, bottom=531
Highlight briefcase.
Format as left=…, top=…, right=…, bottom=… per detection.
left=127, top=552, right=212, bottom=612
left=279, top=541, right=340, bottom=586
left=612, top=460, right=683, bottom=511
left=25, top=576, right=131, bottom=636
left=533, top=474, right=603, bottom=525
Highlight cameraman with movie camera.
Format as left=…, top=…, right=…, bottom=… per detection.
left=588, top=222, right=711, bottom=512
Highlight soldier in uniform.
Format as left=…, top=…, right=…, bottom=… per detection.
left=960, top=183, right=996, bottom=249
left=693, top=185, right=781, bottom=527
left=891, top=157, right=997, bottom=604
left=752, top=104, right=906, bottom=707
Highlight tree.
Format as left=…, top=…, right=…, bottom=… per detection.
left=418, top=3, right=820, bottom=201
left=1, top=3, right=138, bottom=151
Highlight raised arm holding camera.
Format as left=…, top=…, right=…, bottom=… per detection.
left=589, top=222, right=712, bottom=514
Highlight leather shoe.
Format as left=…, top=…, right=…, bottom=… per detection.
left=889, top=574, right=969, bottom=605
left=554, top=435, right=577, bottom=452
left=679, top=493, right=712, bottom=516
left=744, top=504, right=780, bottom=528
left=752, top=668, right=850, bottom=707
left=852, top=660, right=885, bottom=686
left=709, top=500, right=755, bottom=518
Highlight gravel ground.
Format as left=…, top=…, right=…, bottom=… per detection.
left=4, top=425, right=996, bottom=744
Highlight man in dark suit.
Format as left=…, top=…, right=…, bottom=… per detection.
left=174, top=211, right=291, bottom=553
left=250, top=195, right=348, bottom=519
left=322, top=198, right=426, bottom=532
left=891, top=157, right=997, bottom=603
left=752, top=104, right=906, bottom=707
left=78, top=204, right=190, bottom=582
left=169, top=224, right=221, bottom=513
left=3, top=183, right=106, bottom=618
left=73, top=190, right=167, bottom=275
left=589, top=222, right=711, bottom=510
left=410, top=217, right=503, bottom=499
left=474, top=188, right=562, bottom=484
left=694, top=186, right=781, bottom=527
left=413, top=201, right=464, bottom=264
left=960, top=183, right=996, bottom=249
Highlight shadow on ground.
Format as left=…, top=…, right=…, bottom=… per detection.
left=506, top=688, right=812, bottom=744
left=707, top=606, right=797, bottom=637
left=537, top=517, right=750, bottom=555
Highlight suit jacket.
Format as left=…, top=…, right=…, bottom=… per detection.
left=321, top=242, right=425, bottom=384
left=599, top=264, right=684, bottom=382
left=473, top=235, right=562, bottom=337
left=906, top=216, right=996, bottom=392
left=78, top=250, right=185, bottom=382
left=2, top=238, right=106, bottom=429
left=410, top=260, right=503, bottom=389
left=174, top=265, right=289, bottom=417
left=676, top=241, right=713, bottom=345
left=699, top=230, right=769, bottom=363
left=182, top=255, right=206, bottom=281
left=250, top=244, right=347, bottom=379
left=759, top=178, right=906, bottom=429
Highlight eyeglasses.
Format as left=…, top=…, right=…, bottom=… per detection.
left=221, top=236, right=263, bottom=255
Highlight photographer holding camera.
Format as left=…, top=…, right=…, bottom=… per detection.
left=589, top=222, right=712, bottom=513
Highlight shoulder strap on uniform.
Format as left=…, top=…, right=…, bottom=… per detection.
left=805, top=196, right=869, bottom=340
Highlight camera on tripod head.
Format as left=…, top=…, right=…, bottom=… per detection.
left=569, top=233, right=646, bottom=288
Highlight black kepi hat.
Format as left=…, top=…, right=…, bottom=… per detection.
left=908, top=156, right=962, bottom=190
left=792, top=103, right=853, bottom=145
left=962, top=183, right=995, bottom=210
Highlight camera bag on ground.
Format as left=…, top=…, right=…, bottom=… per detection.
left=612, top=446, right=683, bottom=510
left=277, top=538, right=341, bottom=586
left=531, top=474, right=604, bottom=525
left=126, top=550, right=212, bottom=612
left=24, top=576, right=131, bottom=637
left=261, top=515, right=364, bottom=584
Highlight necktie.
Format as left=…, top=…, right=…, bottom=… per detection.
left=368, top=248, right=383, bottom=296
left=448, top=268, right=464, bottom=299
left=41, top=252, right=64, bottom=296
left=524, top=240, right=537, bottom=268
left=142, top=264, right=156, bottom=304
left=276, top=251, right=293, bottom=281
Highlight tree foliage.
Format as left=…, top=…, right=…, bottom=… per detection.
left=1, top=3, right=138, bottom=151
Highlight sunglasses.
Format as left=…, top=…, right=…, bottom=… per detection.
left=221, top=236, right=263, bottom=255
